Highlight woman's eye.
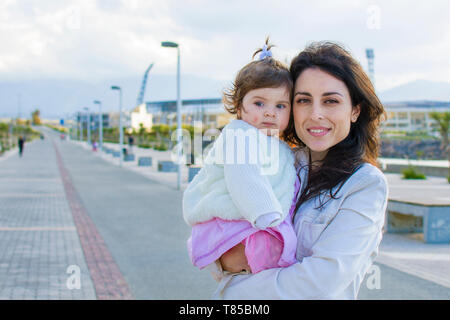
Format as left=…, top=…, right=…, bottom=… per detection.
left=296, top=98, right=310, bottom=104
left=324, top=99, right=339, bottom=104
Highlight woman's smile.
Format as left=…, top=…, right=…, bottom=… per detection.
left=307, top=126, right=331, bottom=137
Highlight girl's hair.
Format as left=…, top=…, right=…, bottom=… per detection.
left=283, top=41, right=386, bottom=212
left=223, top=38, right=293, bottom=120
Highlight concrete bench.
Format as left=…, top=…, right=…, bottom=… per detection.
left=385, top=173, right=450, bottom=243
left=112, top=151, right=121, bottom=158
left=188, top=166, right=202, bottom=182
left=158, top=161, right=178, bottom=172
left=138, top=157, right=152, bottom=167
left=124, top=154, right=135, bottom=162
left=387, top=200, right=450, bottom=243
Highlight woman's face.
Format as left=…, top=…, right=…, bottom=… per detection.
left=293, top=68, right=360, bottom=162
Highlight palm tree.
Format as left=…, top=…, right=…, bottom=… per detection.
left=430, top=112, right=450, bottom=179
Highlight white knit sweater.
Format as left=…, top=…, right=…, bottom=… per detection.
left=182, top=119, right=297, bottom=228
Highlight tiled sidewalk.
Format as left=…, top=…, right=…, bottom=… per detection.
left=0, top=138, right=96, bottom=299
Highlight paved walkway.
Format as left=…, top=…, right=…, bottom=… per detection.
left=386, top=173, right=450, bottom=206
left=0, top=127, right=449, bottom=299
left=75, top=137, right=450, bottom=298
left=47, top=128, right=216, bottom=299
left=0, top=137, right=96, bottom=299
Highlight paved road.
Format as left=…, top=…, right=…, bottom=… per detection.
left=0, top=127, right=448, bottom=299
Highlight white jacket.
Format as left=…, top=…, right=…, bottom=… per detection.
left=182, top=120, right=297, bottom=228
left=212, top=148, right=389, bottom=299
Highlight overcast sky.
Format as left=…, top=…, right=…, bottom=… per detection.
left=1, top=0, right=449, bottom=92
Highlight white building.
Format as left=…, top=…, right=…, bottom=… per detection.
left=130, top=103, right=153, bottom=132
left=382, top=100, right=450, bottom=135
left=146, top=98, right=234, bottom=128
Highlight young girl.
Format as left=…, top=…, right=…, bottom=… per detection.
left=183, top=39, right=299, bottom=277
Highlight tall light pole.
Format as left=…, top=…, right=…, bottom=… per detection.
left=83, top=107, right=90, bottom=145
left=78, top=112, right=82, bottom=141
left=365, top=48, right=375, bottom=90
left=161, top=41, right=181, bottom=190
left=94, top=100, right=103, bottom=152
left=111, top=86, right=123, bottom=166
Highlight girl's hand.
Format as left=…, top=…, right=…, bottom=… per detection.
left=219, top=243, right=251, bottom=273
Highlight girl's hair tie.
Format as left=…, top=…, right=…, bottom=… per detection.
left=259, top=44, right=273, bottom=60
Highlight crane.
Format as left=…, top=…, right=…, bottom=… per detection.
left=136, top=63, right=154, bottom=106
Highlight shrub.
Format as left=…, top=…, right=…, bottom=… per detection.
left=153, top=143, right=168, bottom=151
left=402, top=166, right=426, bottom=180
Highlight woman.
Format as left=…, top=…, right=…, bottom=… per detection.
left=212, top=41, right=388, bottom=299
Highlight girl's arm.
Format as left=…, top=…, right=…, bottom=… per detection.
left=224, top=162, right=283, bottom=228
left=214, top=171, right=388, bottom=299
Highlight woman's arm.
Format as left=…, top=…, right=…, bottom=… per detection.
left=214, top=171, right=388, bottom=299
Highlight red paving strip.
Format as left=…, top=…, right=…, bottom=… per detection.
left=53, top=141, right=134, bottom=300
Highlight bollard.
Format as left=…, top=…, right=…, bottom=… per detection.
left=158, top=161, right=178, bottom=172
left=188, top=166, right=202, bottom=182
left=138, top=157, right=152, bottom=167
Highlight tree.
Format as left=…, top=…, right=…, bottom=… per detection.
left=31, top=109, right=41, bottom=125
left=430, top=111, right=450, bottom=179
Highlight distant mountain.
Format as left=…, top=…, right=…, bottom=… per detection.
left=0, top=74, right=228, bottom=119
left=2, top=77, right=449, bottom=120
left=379, top=79, right=450, bottom=102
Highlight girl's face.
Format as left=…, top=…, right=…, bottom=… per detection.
left=239, top=86, right=291, bottom=136
left=293, top=68, right=360, bottom=162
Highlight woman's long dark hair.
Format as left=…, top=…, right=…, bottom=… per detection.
left=283, top=42, right=386, bottom=215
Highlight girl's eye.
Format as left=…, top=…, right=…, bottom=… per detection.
left=276, top=104, right=286, bottom=109
left=255, top=101, right=264, bottom=107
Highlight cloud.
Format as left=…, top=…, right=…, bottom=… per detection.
left=0, top=0, right=449, bottom=91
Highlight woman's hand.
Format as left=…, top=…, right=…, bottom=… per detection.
left=219, top=243, right=251, bottom=273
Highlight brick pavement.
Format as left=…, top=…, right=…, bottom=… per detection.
left=0, top=134, right=133, bottom=299
left=53, top=141, right=133, bottom=299
left=0, top=138, right=96, bottom=299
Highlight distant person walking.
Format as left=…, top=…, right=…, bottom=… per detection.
left=128, top=135, right=134, bottom=154
left=18, top=136, right=25, bottom=157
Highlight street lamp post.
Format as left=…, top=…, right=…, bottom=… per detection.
left=111, top=86, right=123, bottom=166
left=78, top=112, right=82, bottom=141
left=83, top=107, right=90, bottom=145
left=161, top=41, right=181, bottom=190
left=94, top=100, right=103, bottom=152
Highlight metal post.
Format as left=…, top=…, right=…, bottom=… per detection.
left=161, top=41, right=181, bottom=189
left=119, top=89, right=123, bottom=166
left=84, top=107, right=90, bottom=145
left=78, top=112, right=82, bottom=141
left=176, top=46, right=181, bottom=190
left=94, top=100, right=103, bottom=152
left=111, top=86, right=123, bottom=166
